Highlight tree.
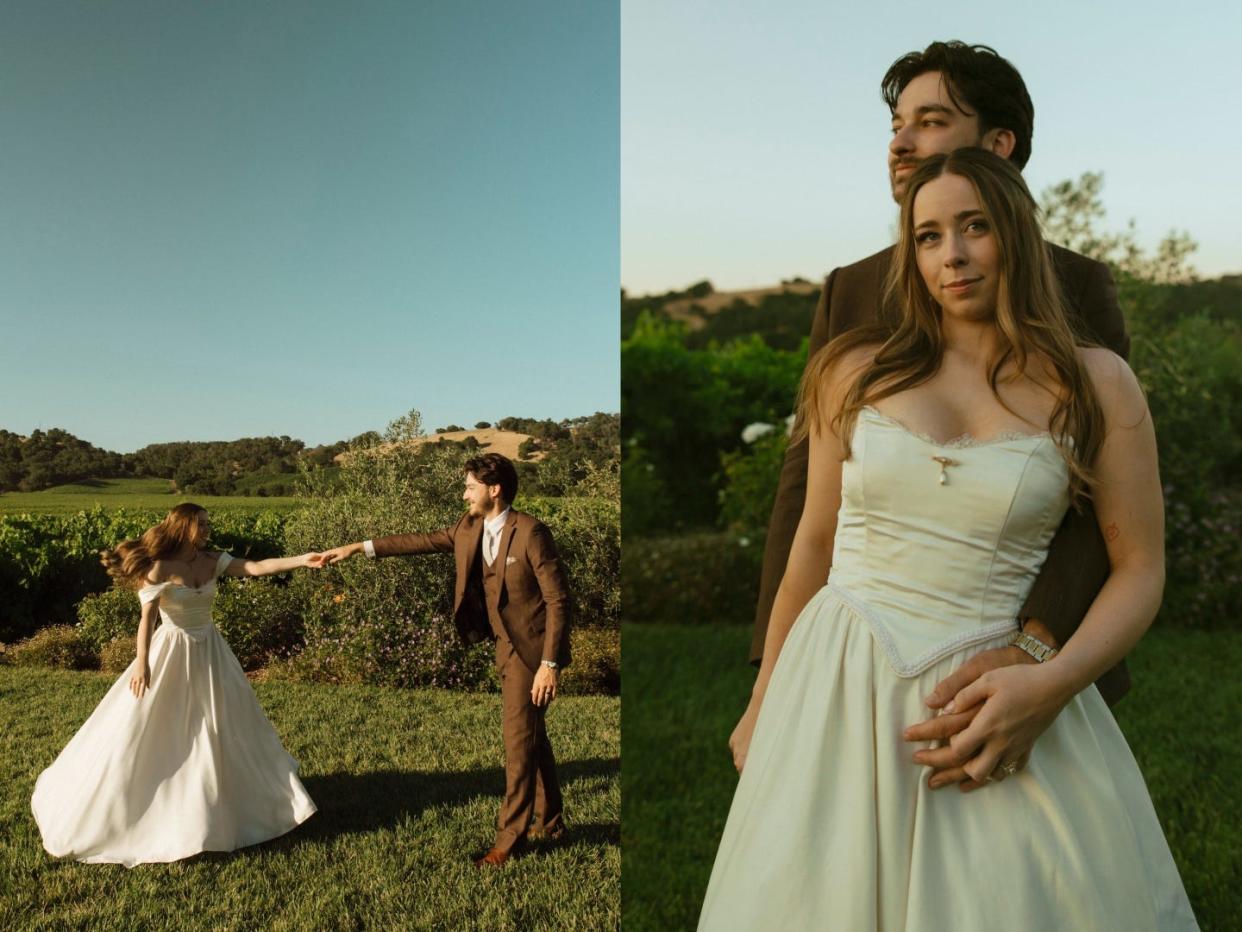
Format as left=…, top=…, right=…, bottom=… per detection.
left=1039, top=172, right=1197, bottom=284
left=385, top=410, right=425, bottom=444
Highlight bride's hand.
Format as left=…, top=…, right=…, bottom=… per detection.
left=729, top=701, right=761, bottom=774
left=938, top=663, right=1073, bottom=790
left=129, top=661, right=150, bottom=699
left=300, top=552, right=324, bottom=568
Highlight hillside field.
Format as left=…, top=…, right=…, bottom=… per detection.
left=0, top=478, right=304, bottom=516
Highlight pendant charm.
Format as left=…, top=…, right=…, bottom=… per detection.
left=931, top=455, right=956, bottom=485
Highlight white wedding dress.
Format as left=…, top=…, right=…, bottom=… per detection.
left=698, top=406, right=1197, bottom=930
left=31, top=553, right=316, bottom=867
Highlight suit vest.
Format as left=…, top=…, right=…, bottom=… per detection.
left=481, top=536, right=508, bottom=642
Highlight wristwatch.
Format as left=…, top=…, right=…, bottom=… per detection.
left=1009, top=630, right=1059, bottom=663
left=541, top=660, right=558, bottom=669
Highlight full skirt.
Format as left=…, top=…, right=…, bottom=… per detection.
left=698, top=586, right=1198, bottom=931
left=31, top=622, right=317, bottom=867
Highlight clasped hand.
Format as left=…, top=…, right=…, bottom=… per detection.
left=903, top=645, right=1070, bottom=790
left=307, top=545, right=357, bottom=568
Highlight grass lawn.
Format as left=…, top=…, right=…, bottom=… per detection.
left=621, top=623, right=1241, bottom=931
left=0, top=478, right=304, bottom=515
left=1, top=667, right=618, bottom=930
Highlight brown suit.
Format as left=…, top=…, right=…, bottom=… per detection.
left=752, top=243, right=1133, bottom=704
left=372, top=508, right=572, bottom=850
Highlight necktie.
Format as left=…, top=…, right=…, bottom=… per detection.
left=485, top=528, right=498, bottom=565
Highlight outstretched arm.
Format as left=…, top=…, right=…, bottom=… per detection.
left=311, top=523, right=461, bottom=567
left=225, top=553, right=320, bottom=576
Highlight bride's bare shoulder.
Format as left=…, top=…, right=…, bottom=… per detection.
left=819, top=340, right=881, bottom=396
left=1076, top=346, right=1148, bottom=427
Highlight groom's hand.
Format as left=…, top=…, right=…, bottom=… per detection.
left=531, top=665, right=558, bottom=707
left=312, top=543, right=364, bottom=567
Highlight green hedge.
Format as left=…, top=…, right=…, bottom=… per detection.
left=622, top=531, right=762, bottom=627
left=282, top=442, right=620, bottom=691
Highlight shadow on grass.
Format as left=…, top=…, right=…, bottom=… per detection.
left=258, top=756, right=620, bottom=852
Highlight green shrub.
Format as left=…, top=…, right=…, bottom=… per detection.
left=284, top=441, right=502, bottom=690
left=283, top=424, right=618, bottom=689
left=621, top=312, right=806, bottom=532
left=76, top=587, right=141, bottom=652
left=8, top=625, right=96, bottom=670
left=212, top=576, right=306, bottom=670
left=560, top=627, right=619, bottom=695
left=100, top=634, right=138, bottom=673
left=622, top=531, right=762, bottom=626
left=719, top=429, right=789, bottom=534
left=524, top=469, right=621, bottom=631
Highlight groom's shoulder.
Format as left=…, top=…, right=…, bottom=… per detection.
left=510, top=509, right=546, bottom=531
left=831, top=245, right=896, bottom=286
left=1046, top=241, right=1109, bottom=282
left=511, top=510, right=557, bottom=541
left=822, top=246, right=897, bottom=311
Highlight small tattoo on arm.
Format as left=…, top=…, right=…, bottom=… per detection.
left=1104, top=522, right=1120, bottom=542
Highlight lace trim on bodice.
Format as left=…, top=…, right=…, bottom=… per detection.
left=825, top=580, right=1017, bottom=677
left=861, top=405, right=1052, bottom=449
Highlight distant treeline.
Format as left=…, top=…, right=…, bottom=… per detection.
left=0, top=413, right=620, bottom=498
left=0, top=429, right=125, bottom=494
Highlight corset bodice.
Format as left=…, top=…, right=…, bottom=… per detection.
left=827, top=406, right=1071, bottom=675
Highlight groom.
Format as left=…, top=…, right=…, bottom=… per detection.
left=749, top=41, right=1132, bottom=787
left=315, top=452, right=571, bottom=865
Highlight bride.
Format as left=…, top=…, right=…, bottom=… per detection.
left=698, top=149, right=1197, bottom=929
left=31, top=503, right=319, bottom=867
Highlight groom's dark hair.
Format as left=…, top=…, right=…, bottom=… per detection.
left=465, top=453, right=518, bottom=504
left=881, top=41, right=1034, bottom=170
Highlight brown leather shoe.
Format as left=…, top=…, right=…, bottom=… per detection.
left=473, top=846, right=513, bottom=867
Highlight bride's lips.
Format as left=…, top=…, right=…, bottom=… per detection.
left=942, top=277, right=982, bottom=294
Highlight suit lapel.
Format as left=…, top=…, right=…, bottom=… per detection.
left=461, top=517, right=484, bottom=582
left=493, top=511, right=518, bottom=582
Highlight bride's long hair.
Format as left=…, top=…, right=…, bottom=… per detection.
left=793, top=147, right=1104, bottom=506
left=101, top=503, right=210, bottom=589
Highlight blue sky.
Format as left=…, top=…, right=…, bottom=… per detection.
left=0, top=0, right=618, bottom=452
left=622, top=0, right=1240, bottom=293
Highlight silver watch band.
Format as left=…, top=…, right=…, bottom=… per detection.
left=1010, top=630, right=1059, bottom=663
left=541, top=659, right=558, bottom=669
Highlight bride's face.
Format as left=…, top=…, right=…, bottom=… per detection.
left=912, top=172, right=999, bottom=322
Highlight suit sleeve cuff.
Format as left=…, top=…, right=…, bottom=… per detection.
left=363, top=539, right=376, bottom=558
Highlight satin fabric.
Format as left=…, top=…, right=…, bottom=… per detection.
left=31, top=553, right=316, bottom=867
left=698, top=408, right=1197, bottom=930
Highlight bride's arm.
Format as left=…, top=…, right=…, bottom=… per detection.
left=222, top=553, right=319, bottom=578
left=130, top=575, right=163, bottom=699
left=729, top=346, right=864, bottom=771
left=944, top=349, right=1163, bottom=784
left=750, top=426, right=844, bottom=702
left=1029, top=351, right=1164, bottom=694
